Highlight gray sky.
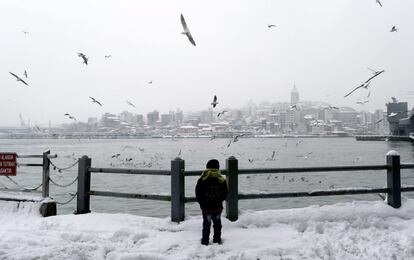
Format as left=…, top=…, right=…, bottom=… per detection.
left=1, top=0, right=414, bottom=126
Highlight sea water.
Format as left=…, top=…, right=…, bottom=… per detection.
left=0, top=137, right=413, bottom=217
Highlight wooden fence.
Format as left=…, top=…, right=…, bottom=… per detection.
left=75, top=151, right=414, bottom=222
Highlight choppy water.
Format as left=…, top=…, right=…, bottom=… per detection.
left=0, top=137, right=413, bottom=217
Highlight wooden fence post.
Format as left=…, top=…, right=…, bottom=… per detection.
left=171, top=157, right=185, bottom=222
left=42, top=150, right=51, bottom=198
left=75, top=155, right=91, bottom=214
left=386, top=151, right=401, bottom=208
left=226, top=156, right=238, bottom=221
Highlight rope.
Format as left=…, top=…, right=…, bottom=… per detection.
left=53, top=192, right=77, bottom=205
left=49, top=176, right=78, bottom=188
left=49, top=159, right=79, bottom=173
left=4, top=176, right=43, bottom=191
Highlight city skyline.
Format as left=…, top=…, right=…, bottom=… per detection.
left=5, top=91, right=404, bottom=128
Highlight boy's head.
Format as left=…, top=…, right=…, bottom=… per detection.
left=206, top=159, right=220, bottom=169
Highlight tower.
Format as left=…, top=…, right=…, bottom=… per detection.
left=291, top=84, right=299, bottom=105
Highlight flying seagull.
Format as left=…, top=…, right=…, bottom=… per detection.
left=77, top=52, right=89, bottom=65
left=104, top=55, right=112, bottom=58
left=9, top=72, right=29, bottom=86
left=344, top=82, right=371, bottom=98
left=375, top=118, right=384, bottom=124
left=390, top=26, right=398, bottom=32
left=375, top=0, right=382, bottom=7
left=23, top=70, right=28, bottom=78
left=64, top=113, right=77, bottom=121
left=290, top=104, right=299, bottom=110
left=356, top=100, right=369, bottom=105
left=217, top=110, right=227, bottom=117
left=89, top=96, right=102, bottom=106
left=267, top=24, right=277, bottom=28
left=180, top=14, right=196, bottom=46
left=344, top=69, right=384, bottom=98
left=211, top=95, right=218, bottom=108
left=148, top=80, right=153, bottom=85
left=21, top=31, right=29, bottom=35
left=126, top=100, right=136, bottom=108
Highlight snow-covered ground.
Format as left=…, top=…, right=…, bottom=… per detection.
left=1, top=198, right=414, bottom=260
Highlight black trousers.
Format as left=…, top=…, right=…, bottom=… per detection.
left=202, top=212, right=222, bottom=242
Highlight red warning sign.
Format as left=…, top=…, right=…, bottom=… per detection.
left=0, top=153, right=17, bottom=176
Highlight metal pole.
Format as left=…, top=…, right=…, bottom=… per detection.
left=226, top=156, right=238, bottom=221
left=75, top=155, right=91, bottom=214
left=171, top=157, right=185, bottom=222
left=42, top=150, right=51, bottom=198
left=386, top=151, right=401, bottom=208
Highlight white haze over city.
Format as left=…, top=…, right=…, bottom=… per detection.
left=1, top=0, right=414, bottom=126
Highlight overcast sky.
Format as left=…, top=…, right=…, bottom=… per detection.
left=1, top=0, right=413, bottom=126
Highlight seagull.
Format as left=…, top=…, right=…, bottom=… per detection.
left=267, top=24, right=277, bottom=28
left=323, top=105, right=339, bottom=110
left=9, top=72, right=29, bottom=86
left=390, top=26, right=398, bottom=32
left=77, top=52, right=89, bottom=65
left=111, top=153, right=121, bottom=158
left=104, top=55, right=112, bottom=58
left=34, top=125, right=41, bottom=131
left=356, top=100, right=369, bottom=105
left=375, top=0, right=382, bottom=7
left=210, top=135, right=217, bottom=141
left=344, top=81, right=371, bottom=98
left=232, top=134, right=245, bottom=143
left=180, top=14, right=196, bottom=46
left=23, top=70, right=28, bottom=78
left=248, top=158, right=254, bottom=163
left=126, top=100, right=136, bottom=108
left=366, top=92, right=371, bottom=98
left=64, top=113, right=77, bottom=121
left=267, top=151, right=276, bottom=160
left=147, top=80, right=153, bottom=85
left=89, top=96, right=102, bottom=106
left=217, top=110, right=227, bottom=117
left=345, top=69, right=385, bottom=97
left=375, top=118, right=384, bottom=124
left=211, top=95, right=218, bottom=108
left=21, top=31, right=29, bottom=35
left=290, top=104, right=299, bottom=110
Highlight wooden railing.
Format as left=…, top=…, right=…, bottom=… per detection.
left=75, top=151, right=414, bottom=223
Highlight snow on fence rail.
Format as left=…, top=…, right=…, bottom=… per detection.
left=75, top=151, right=414, bottom=223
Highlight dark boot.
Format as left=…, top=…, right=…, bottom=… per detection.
left=213, top=223, right=222, bottom=244
left=201, top=228, right=210, bottom=245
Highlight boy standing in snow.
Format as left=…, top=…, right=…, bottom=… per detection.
left=195, top=159, right=228, bottom=245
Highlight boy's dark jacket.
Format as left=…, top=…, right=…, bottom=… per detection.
left=195, top=169, right=228, bottom=213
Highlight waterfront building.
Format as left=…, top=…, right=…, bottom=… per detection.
left=386, top=100, right=410, bottom=135
left=147, top=110, right=159, bottom=125
left=291, top=84, right=299, bottom=105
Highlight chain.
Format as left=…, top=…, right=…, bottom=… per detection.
left=53, top=192, right=77, bottom=205
left=4, top=176, right=43, bottom=191
left=0, top=182, right=9, bottom=189
left=49, top=159, right=79, bottom=173
left=49, top=176, right=78, bottom=188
